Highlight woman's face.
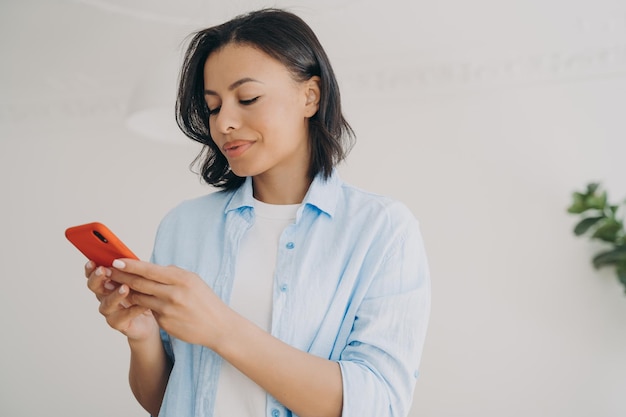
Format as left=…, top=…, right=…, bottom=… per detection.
left=203, top=43, right=320, bottom=180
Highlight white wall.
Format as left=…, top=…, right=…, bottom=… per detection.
left=338, top=60, right=626, bottom=415
left=2, top=1, right=626, bottom=416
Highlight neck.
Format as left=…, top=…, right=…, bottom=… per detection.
left=252, top=170, right=312, bottom=205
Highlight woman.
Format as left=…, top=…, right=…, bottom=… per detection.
left=85, top=8, right=430, bottom=417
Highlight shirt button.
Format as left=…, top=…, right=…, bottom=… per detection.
left=280, top=284, right=288, bottom=292
left=285, top=242, right=295, bottom=249
left=271, top=409, right=280, bottom=417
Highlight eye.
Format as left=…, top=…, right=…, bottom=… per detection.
left=240, top=97, right=259, bottom=106
left=208, top=106, right=221, bottom=116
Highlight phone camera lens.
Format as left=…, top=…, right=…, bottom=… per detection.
left=93, top=230, right=109, bottom=243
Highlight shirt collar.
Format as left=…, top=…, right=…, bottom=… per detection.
left=225, top=170, right=342, bottom=218
left=301, top=170, right=341, bottom=218
left=225, top=176, right=255, bottom=214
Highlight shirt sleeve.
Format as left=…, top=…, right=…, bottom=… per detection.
left=338, top=215, right=431, bottom=417
left=150, top=228, right=175, bottom=365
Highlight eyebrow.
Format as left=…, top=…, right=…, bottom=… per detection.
left=204, top=77, right=263, bottom=96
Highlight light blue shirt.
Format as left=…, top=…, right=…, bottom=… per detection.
left=151, top=171, right=431, bottom=417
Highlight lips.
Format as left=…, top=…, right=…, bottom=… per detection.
left=222, top=140, right=254, bottom=158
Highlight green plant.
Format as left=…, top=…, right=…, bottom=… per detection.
left=568, top=183, right=626, bottom=292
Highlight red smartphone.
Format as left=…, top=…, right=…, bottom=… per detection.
left=65, top=222, right=138, bottom=267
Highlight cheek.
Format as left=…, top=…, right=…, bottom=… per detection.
left=251, top=107, right=280, bottom=134
left=264, top=96, right=305, bottom=131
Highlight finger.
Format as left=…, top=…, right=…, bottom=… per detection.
left=109, top=269, right=163, bottom=297
left=112, top=258, right=177, bottom=285
left=84, top=260, right=95, bottom=278
left=127, top=290, right=163, bottom=312
left=105, top=305, right=152, bottom=335
left=104, top=280, right=117, bottom=292
left=117, top=284, right=133, bottom=308
left=87, top=266, right=113, bottom=294
left=99, top=284, right=133, bottom=316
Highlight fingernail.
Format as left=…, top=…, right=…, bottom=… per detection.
left=112, top=259, right=126, bottom=269
left=118, top=285, right=127, bottom=295
left=85, top=261, right=94, bottom=270
left=104, top=280, right=115, bottom=291
left=120, top=300, right=131, bottom=308
left=95, top=267, right=103, bottom=277
left=104, top=268, right=112, bottom=277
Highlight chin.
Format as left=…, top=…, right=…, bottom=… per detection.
left=229, top=165, right=258, bottom=178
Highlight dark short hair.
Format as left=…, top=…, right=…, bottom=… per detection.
left=176, top=8, right=355, bottom=190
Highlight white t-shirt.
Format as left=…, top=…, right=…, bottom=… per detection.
left=213, top=198, right=300, bottom=417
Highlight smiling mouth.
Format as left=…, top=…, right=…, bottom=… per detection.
left=223, top=141, right=254, bottom=157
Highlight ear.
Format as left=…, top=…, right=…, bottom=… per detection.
left=303, top=76, right=321, bottom=118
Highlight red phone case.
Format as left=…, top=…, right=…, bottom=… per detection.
left=65, top=222, right=138, bottom=267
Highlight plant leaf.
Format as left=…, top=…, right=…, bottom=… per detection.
left=586, top=191, right=607, bottom=210
left=567, top=192, right=588, bottom=214
left=593, top=246, right=626, bottom=269
left=591, top=220, right=622, bottom=242
left=586, top=183, right=600, bottom=195
left=573, top=216, right=604, bottom=236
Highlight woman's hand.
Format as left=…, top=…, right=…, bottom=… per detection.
left=108, top=259, right=343, bottom=417
left=85, top=261, right=159, bottom=341
left=108, top=259, right=229, bottom=348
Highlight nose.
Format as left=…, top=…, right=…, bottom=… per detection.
left=213, top=101, right=240, bottom=134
